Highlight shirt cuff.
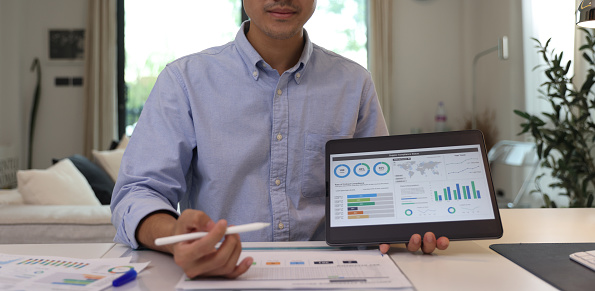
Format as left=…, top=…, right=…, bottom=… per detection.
left=113, top=196, right=178, bottom=249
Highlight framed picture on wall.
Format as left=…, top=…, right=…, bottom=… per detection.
left=48, top=29, right=85, bottom=61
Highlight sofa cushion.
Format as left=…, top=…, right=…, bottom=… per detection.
left=0, top=189, right=24, bottom=205
left=53, top=154, right=114, bottom=205
left=0, top=204, right=114, bottom=244
left=17, top=159, right=101, bottom=205
left=92, top=149, right=124, bottom=182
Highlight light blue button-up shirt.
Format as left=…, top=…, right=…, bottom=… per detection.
left=111, top=22, right=388, bottom=248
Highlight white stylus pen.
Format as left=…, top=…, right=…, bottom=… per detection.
left=154, top=222, right=270, bottom=246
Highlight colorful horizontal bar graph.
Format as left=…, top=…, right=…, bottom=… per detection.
left=346, top=192, right=395, bottom=220
left=347, top=198, right=370, bottom=202
left=347, top=202, right=375, bottom=206
left=347, top=194, right=377, bottom=199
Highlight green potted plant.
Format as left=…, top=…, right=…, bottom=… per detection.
left=515, top=28, right=595, bottom=208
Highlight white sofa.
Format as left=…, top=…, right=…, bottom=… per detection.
left=0, top=136, right=131, bottom=244
left=0, top=189, right=115, bottom=244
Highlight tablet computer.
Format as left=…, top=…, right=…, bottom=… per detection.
left=325, top=130, right=502, bottom=246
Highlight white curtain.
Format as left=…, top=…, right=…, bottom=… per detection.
left=522, top=0, right=575, bottom=116
left=368, top=0, right=394, bottom=133
left=574, top=0, right=588, bottom=88
left=83, top=0, right=118, bottom=157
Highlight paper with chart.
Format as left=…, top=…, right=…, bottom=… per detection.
left=175, top=249, right=412, bottom=290
left=0, top=253, right=149, bottom=291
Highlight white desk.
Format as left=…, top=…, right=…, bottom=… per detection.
left=1, top=208, right=594, bottom=290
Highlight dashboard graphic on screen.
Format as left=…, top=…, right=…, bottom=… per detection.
left=329, top=144, right=495, bottom=227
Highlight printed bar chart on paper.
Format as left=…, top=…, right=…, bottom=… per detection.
left=0, top=253, right=149, bottom=291
left=17, top=258, right=89, bottom=269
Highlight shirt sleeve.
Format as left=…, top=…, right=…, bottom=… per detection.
left=110, top=64, right=196, bottom=248
left=354, top=72, right=389, bottom=138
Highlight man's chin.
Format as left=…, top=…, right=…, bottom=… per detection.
left=263, top=27, right=302, bottom=40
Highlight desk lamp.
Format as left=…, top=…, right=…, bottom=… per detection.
left=472, top=36, right=508, bottom=129
left=577, top=0, right=595, bottom=28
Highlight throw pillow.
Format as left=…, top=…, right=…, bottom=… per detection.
left=17, top=159, right=101, bottom=205
left=109, top=134, right=130, bottom=150
left=52, top=155, right=114, bottom=205
left=92, top=149, right=125, bottom=182
left=116, top=134, right=130, bottom=150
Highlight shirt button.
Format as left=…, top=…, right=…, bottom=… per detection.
left=296, top=72, right=301, bottom=78
left=277, top=89, right=282, bottom=96
left=276, top=134, right=283, bottom=141
left=278, top=222, right=284, bottom=229
left=275, top=179, right=281, bottom=186
left=252, top=70, right=258, bottom=77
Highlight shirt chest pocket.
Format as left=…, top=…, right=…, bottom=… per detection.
left=301, top=133, right=351, bottom=198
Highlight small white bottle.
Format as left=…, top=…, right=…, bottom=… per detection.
left=435, top=101, right=447, bottom=132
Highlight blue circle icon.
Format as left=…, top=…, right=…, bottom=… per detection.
left=448, top=207, right=456, bottom=214
left=373, top=162, right=390, bottom=176
left=334, top=164, right=350, bottom=178
left=353, top=163, right=370, bottom=177
left=405, top=209, right=413, bottom=216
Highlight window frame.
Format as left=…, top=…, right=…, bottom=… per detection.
left=116, top=0, right=248, bottom=137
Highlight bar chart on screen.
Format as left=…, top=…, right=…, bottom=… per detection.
left=433, top=181, right=482, bottom=202
left=346, top=193, right=395, bottom=220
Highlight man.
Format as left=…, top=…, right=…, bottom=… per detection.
left=111, top=0, right=449, bottom=279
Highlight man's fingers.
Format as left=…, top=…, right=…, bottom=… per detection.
left=421, top=232, right=437, bottom=254
left=204, top=234, right=243, bottom=276
left=437, top=236, right=450, bottom=250
left=224, top=257, right=254, bottom=279
left=173, top=219, right=228, bottom=271
left=170, top=212, right=251, bottom=279
left=192, top=219, right=228, bottom=248
left=184, top=234, right=245, bottom=278
left=379, top=244, right=390, bottom=254
left=407, top=234, right=422, bottom=252
left=176, top=209, right=214, bottom=234
left=406, top=233, right=449, bottom=254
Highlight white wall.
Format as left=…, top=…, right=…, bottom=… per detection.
left=0, top=0, right=23, bottom=187
left=386, top=0, right=526, bottom=204
left=388, top=0, right=525, bottom=142
left=390, top=0, right=465, bottom=135
left=1, top=0, right=87, bottom=170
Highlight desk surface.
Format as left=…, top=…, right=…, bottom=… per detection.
left=1, top=208, right=594, bottom=290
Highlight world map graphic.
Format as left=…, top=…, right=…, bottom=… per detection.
left=396, top=161, right=442, bottom=178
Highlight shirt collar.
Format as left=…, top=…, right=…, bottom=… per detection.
left=234, top=21, right=312, bottom=83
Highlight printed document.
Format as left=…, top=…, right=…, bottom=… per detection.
left=0, top=253, right=149, bottom=291
left=176, top=249, right=412, bottom=290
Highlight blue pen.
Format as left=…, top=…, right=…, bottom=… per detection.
left=112, top=268, right=137, bottom=287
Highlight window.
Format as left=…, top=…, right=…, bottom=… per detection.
left=120, top=0, right=368, bottom=135
left=522, top=0, right=575, bottom=115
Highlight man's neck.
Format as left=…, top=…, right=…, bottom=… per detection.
left=246, top=23, right=305, bottom=75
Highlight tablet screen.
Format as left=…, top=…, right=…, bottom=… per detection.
left=325, top=130, right=502, bottom=245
